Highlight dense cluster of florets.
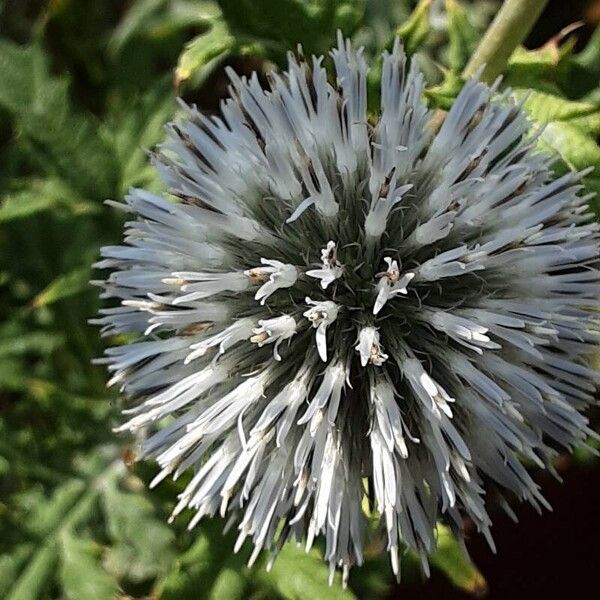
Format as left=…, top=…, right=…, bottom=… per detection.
left=95, top=34, right=600, bottom=584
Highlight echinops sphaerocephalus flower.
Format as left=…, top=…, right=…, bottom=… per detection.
left=94, top=33, right=600, bottom=585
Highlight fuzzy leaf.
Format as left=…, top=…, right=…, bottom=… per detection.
left=539, top=121, right=600, bottom=173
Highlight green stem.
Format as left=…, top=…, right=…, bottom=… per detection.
left=463, top=0, right=550, bottom=82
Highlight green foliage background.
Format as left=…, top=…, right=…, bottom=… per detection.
left=0, top=1, right=598, bottom=598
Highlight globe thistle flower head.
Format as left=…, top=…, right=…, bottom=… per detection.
left=95, top=33, right=600, bottom=584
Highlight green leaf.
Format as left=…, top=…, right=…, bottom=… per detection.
left=505, top=86, right=600, bottom=215
left=425, top=71, right=464, bottom=110
left=109, top=0, right=167, bottom=55
left=576, top=25, right=600, bottom=71
left=260, top=543, right=358, bottom=600
left=0, top=191, right=56, bottom=223
left=157, top=534, right=213, bottom=599
left=105, top=81, right=176, bottom=194
left=32, top=267, right=91, bottom=308
left=0, top=179, right=97, bottom=223
left=332, top=0, right=366, bottom=34
left=157, top=522, right=248, bottom=600
left=0, top=41, right=43, bottom=115
left=537, top=121, right=600, bottom=211
left=0, top=40, right=118, bottom=200
left=0, top=358, right=27, bottom=391
left=5, top=543, right=57, bottom=600
left=539, top=121, right=600, bottom=173
left=0, top=546, right=32, bottom=599
left=25, top=480, right=87, bottom=537
left=175, top=19, right=236, bottom=86
left=109, top=0, right=221, bottom=56
left=347, top=552, right=395, bottom=599
left=395, top=0, right=431, bottom=56
left=175, top=1, right=366, bottom=92
left=207, top=567, right=247, bottom=600
left=504, top=38, right=574, bottom=95
left=0, top=327, right=63, bottom=359
left=102, top=477, right=175, bottom=578
left=216, top=0, right=364, bottom=54
left=566, top=25, right=600, bottom=98
left=572, top=435, right=600, bottom=466
left=59, top=533, right=118, bottom=600
left=6, top=474, right=102, bottom=600
left=445, top=0, right=478, bottom=72
left=430, top=526, right=487, bottom=596
left=516, top=90, right=600, bottom=136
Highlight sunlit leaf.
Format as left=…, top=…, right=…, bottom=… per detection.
left=430, top=525, right=487, bottom=596
left=516, top=90, right=600, bottom=136
left=504, top=35, right=576, bottom=95
left=175, top=18, right=235, bottom=86
left=537, top=120, right=600, bottom=211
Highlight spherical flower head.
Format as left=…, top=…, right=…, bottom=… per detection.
left=95, top=32, right=600, bottom=585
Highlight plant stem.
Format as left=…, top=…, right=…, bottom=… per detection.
left=463, top=0, right=550, bottom=82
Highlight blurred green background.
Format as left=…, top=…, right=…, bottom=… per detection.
left=0, top=1, right=599, bottom=599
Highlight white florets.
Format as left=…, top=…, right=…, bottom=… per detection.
left=94, top=33, right=600, bottom=585
left=306, top=241, right=344, bottom=289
